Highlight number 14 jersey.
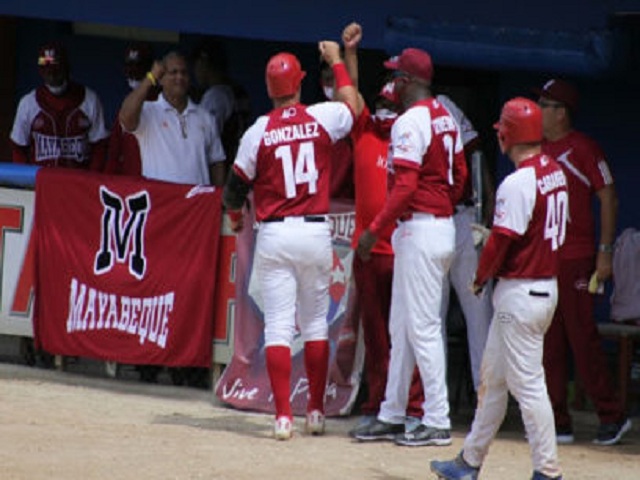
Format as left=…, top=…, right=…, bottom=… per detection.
left=492, top=154, right=568, bottom=279
left=232, top=102, right=354, bottom=222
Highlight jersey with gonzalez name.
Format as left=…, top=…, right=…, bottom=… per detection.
left=492, top=154, right=568, bottom=278
left=388, top=97, right=466, bottom=217
left=10, top=83, right=109, bottom=167
left=542, top=130, right=613, bottom=259
left=233, top=102, right=353, bottom=222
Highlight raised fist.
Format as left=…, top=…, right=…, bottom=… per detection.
left=342, top=22, right=362, bottom=49
left=318, top=41, right=342, bottom=66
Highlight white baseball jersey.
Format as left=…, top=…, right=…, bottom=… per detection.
left=233, top=102, right=353, bottom=222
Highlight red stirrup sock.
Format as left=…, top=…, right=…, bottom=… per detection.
left=265, top=345, right=292, bottom=418
left=304, top=339, right=329, bottom=412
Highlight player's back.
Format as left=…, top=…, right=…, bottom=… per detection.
left=497, top=154, right=568, bottom=279
left=250, top=102, right=351, bottom=221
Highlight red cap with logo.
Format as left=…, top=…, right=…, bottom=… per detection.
left=37, top=42, right=68, bottom=71
left=124, top=43, right=153, bottom=79
left=384, top=48, right=433, bottom=82
left=377, top=81, right=400, bottom=105
left=533, top=79, right=579, bottom=112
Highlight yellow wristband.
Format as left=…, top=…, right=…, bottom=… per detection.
left=146, top=71, right=157, bottom=86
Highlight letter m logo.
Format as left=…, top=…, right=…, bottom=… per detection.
left=94, top=187, right=150, bottom=279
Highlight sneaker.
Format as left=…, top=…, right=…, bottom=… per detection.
left=305, top=409, right=325, bottom=435
left=405, top=415, right=422, bottom=432
left=274, top=416, right=293, bottom=440
left=555, top=425, right=574, bottom=445
left=430, top=452, right=479, bottom=479
left=348, top=415, right=376, bottom=438
left=531, top=471, right=563, bottom=480
left=353, top=419, right=404, bottom=442
left=593, top=418, right=632, bottom=446
left=395, top=424, right=452, bottom=447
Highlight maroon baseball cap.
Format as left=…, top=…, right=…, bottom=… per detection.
left=376, top=81, right=400, bottom=105
left=37, top=42, right=68, bottom=69
left=384, top=48, right=433, bottom=82
left=533, top=79, right=579, bottom=112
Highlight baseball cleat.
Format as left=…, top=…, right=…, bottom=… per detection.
left=353, top=419, right=404, bottom=441
left=305, top=409, right=325, bottom=435
left=274, top=416, right=293, bottom=440
left=430, top=452, right=479, bottom=479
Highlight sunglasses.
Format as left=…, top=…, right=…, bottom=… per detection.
left=538, top=100, right=564, bottom=109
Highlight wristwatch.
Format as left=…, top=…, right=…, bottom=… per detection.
left=598, top=243, right=613, bottom=253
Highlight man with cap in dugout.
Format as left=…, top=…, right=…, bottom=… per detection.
left=354, top=47, right=468, bottom=447
left=10, top=41, right=109, bottom=170
left=536, top=78, right=631, bottom=446
left=104, top=42, right=159, bottom=176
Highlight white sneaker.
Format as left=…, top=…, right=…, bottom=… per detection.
left=274, top=416, right=293, bottom=440
left=305, top=409, right=325, bottom=435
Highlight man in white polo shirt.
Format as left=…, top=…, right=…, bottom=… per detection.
left=120, top=49, right=226, bottom=186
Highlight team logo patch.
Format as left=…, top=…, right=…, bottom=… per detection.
left=94, top=186, right=150, bottom=280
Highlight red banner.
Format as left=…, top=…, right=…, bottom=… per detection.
left=33, top=169, right=222, bottom=367
left=214, top=200, right=364, bottom=416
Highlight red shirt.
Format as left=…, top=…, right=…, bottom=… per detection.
left=542, top=130, right=613, bottom=259
left=491, top=154, right=568, bottom=278
left=233, top=102, right=354, bottom=222
left=350, top=105, right=394, bottom=254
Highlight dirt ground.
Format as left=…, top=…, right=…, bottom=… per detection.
left=0, top=358, right=638, bottom=480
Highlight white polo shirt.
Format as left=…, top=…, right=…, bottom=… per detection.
left=132, top=94, right=226, bottom=185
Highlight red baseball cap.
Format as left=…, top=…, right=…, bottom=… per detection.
left=384, top=48, right=433, bottom=82
left=533, top=79, right=579, bottom=112
left=377, top=81, right=400, bottom=105
left=37, top=43, right=68, bottom=68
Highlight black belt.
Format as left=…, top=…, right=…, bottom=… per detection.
left=262, top=215, right=327, bottom=223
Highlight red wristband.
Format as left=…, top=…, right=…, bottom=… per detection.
left=332, top=62, right=352, bottom=90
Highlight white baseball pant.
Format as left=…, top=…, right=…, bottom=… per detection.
left=378, top=213, right=455, bottom=429
left=463, top=277, right=561, bottom=478
left=255, top=217, right=332, bottom=347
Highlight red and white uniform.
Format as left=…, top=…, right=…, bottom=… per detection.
left=350, top=105, right=424, bottom=418
left=233, top=101, right=353, bottom=347
left=375, top=98, right=467, bottom=431
left=10, top=82, right=109, bottom=169
left=464, top=154, right=567, bottom=478
left=542, top=131, right=613, bottom=259
left=542, top=131, right=625, bottom=435
left=437, top=94, right=492, bottom=391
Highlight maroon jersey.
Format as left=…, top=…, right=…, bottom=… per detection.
left=233, top=102, right=354, bottom=222
left=542, top=131, right=613, bottom=259
left=10, top=82, right=109, bottom=169
left=492, top=154, right=568, bottom=278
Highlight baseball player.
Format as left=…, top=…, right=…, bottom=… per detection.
left=354, top=47, right=468, bottom=447
left=10, top=42, right=109, bottom=170
left=104, top=42, right=158, bottom=177
left=222, top=43, right=362, bottom=440
left=431, top=97, right=567, bottom=480
left=437, top=94, right=494, bottom=393
left=340, top=23, right=425, bottom=435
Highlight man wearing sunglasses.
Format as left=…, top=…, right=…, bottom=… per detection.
left=535, top=79, right=630, bottom=446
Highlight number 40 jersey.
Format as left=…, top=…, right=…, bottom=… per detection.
left=491, top=154, right=568, bottom=279
left=231, top=102, right=354, bottom=222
